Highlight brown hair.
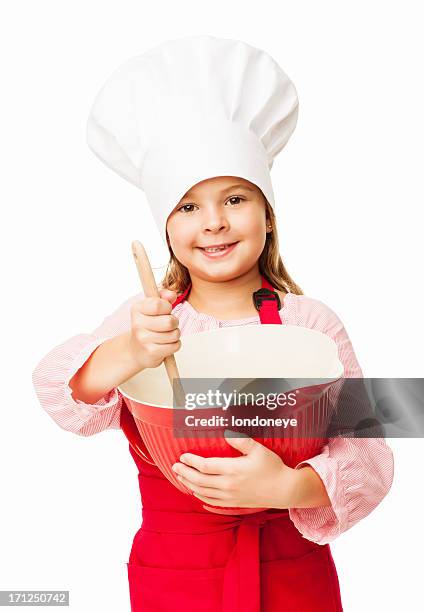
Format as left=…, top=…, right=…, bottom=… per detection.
left=158, top=199, right=304, bottom=296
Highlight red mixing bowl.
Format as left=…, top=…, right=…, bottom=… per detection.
left=118, top=324, right=344, bottom=515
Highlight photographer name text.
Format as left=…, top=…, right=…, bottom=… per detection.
left=184, top=415, right=298, bottom=428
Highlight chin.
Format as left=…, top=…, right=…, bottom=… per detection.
left=200, top=265, right=250, bottom=283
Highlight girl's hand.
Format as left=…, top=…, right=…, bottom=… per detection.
left=171, top=431, right=300, bottom=509
left=129, top=289, right=182, bottom=369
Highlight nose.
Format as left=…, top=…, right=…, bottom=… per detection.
left=201, top=206, right=230, bottom=233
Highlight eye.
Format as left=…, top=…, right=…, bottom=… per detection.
left=176, top=196, right=244, bottom=213
left=226, top=196, right=244, bottom=206
left=177, top=203, right=198, bottom=213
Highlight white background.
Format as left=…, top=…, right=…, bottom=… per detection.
left=1, top=1, right=422, bottom=610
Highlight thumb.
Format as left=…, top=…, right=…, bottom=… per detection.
left=223, top=430, right=261, bottom=455
left=159, top=288, right=178, bottom=305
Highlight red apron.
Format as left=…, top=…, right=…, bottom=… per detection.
left=125, top=276, right=343, bottom=611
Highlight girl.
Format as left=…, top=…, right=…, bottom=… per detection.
left=32, top=36, right=394, bottom=611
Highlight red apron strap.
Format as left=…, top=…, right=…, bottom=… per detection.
left=254, top=275, right=282, bottom=324
left=261, top=275, right=275, bottom=290
left=171, top=283, right=192, bottom=308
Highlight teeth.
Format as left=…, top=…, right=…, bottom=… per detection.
left=203, top=244, right=230, bottom=252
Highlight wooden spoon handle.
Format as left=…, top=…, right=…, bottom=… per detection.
left=131, top=241, right=161, bottom=299
left=131, top=241, right=185, bottom=407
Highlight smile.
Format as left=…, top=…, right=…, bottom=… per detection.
left=197, top=242, right=239, bottom=258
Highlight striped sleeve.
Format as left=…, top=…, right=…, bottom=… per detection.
left=31, top=292, right=144, bottom=436
left=287, top=297, right=394, bottom=544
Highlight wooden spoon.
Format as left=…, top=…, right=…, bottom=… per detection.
left=131, top=240, right=186, bottom=408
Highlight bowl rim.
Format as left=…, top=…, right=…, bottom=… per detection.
left=118, top=372, right=344, bottom=409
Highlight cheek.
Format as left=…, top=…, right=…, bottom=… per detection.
left=239, top=214, right=266, bottom=239
left=240, top=216, right=267, bottom=255
left=167, top=221, right=196, bottom=254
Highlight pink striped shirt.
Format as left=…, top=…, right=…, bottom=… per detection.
left=31, top=290, right=394, bottom=545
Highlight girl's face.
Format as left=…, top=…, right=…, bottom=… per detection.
left=166, top=176, right=270, bottom=282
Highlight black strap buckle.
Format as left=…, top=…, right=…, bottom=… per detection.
left=252, top=287, right=281, bottom=311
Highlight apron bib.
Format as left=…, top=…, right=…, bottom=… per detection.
left=124, top=275, right=343, bottom=611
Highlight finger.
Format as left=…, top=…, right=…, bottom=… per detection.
left=134, top=297, right=173, bottom=316
left=190, top=493, right=232, bottom=507
left=153, top=341, right=182, bottom=355
left=137, top=313, right=180, bottom=333
left=176, top=475, right=227, bottom=499
left=179, top=453, right=241, bottom=475
left=223, top=431, right=261, bottom=455
left=146, top=328, right=181, bottom=345
left=172, top=463, right=225, bottom=489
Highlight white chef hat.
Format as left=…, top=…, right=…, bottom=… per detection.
left=87, top=35, right=299, bottom=245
